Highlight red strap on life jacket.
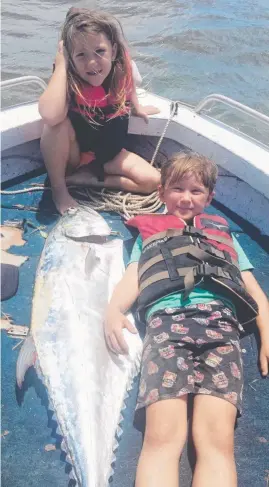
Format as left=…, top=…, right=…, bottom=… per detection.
left=73, top=83, right=131, bottom=119
left=194, top=214, right=236, bottom=260
left=127, top=213, right=237, bottom=261
left=76, top=85, right=108, bottom=108
left=127, top=214, right=185, bottom=240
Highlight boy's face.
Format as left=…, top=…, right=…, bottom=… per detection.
left=159, top=173, right=214, bottom=221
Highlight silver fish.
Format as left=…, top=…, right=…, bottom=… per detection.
left=16, top=206, right=142, bottom=486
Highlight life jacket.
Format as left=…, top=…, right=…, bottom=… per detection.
left=127, top=213, right=258, bottom=325
left=70, top=81, right=131, bottom=125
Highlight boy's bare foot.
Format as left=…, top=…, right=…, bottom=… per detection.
left=52, top=187, right=78, bottom=215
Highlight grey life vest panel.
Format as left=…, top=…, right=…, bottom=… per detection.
left=127, top=213, right=258, bottom=326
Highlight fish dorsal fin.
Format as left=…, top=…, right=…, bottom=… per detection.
left=16, top=336, right=36, bottom=388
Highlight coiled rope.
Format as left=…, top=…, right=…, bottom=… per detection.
left=1, top=102, right=179, bottom=218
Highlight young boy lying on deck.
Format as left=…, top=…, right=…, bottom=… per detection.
left=104, top=152, right=269, bottom=487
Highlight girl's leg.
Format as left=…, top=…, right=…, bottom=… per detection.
left=192, top=395, right=237, bottom=487
left=66, top=149, right=161, bottom=193
left=104, top=149, right=161, bottom=194
left=40, top=118, right=81, bottom=214
left=135, top=396, right=188, bottom=487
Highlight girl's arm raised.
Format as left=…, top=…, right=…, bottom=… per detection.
left=38, top=41, right=69, bottom=126
left=104, top=262, right=139, bottom=355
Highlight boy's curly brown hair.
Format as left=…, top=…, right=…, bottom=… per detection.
left=161, top=152, right=218, bottom=193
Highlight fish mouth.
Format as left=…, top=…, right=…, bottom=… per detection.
left=63, top=206, right=112, bottom=239
left=67, top=234, right=109, bottom=244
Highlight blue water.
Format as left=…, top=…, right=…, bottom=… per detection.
left=1, top=0, right=269, bottom=116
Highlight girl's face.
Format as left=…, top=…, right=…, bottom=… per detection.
left=159, top=173, right=214, bottom=222
left=71, top=31, right=117, bottom=86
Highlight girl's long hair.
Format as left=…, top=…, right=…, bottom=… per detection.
left=61, top=8, right=133, bottom=120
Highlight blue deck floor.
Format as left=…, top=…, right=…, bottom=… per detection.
left=1, top=173, right=269, bottom=487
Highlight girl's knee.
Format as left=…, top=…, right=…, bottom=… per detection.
left=149, top=173, right=161, bottom=192
left=41, top=118, right=75, bottom=143
left=140, top=169, right=161, bottom=194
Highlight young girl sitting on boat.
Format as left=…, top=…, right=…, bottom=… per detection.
left=104, top=152, right=269, bottom=487
left=39, top=8, right=160, bottom=214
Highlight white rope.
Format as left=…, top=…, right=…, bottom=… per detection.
left=75, top=102, right=179, bottom=218
left=149, top=102, right=179, bottom=167
left=1, top=102, right=179, bottom=218
left=76, top=188, right=164, bottom=219
left=0, top=185, right=48, bottom=195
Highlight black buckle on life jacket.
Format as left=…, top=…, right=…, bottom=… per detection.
left=160, top=246, right=179, bottom=281
left=223, top=250, right=232, bottom=262
left=200, top=243, right=225, bottom=260
left=196, top=264, right=219, bottom=277
left=184, top=226, right=204, bottom=238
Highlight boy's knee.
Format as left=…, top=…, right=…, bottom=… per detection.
left=143, top=423, right=186, bottom=457
left=193, top=395, right=236, bottom=457
left=193, top=421, right=235, bottom=457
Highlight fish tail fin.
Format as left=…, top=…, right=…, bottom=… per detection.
left=16, top=336, right=37, bottom=388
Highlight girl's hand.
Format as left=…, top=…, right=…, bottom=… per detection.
left=132, top=104, right=160, bottom=123
left=259, top=336, right=269, bottom=376
left=104, top=308, right=138, bottom=355
left=132, top=106, right=149, bottom=123
left=55, top=40, right=67, bottom=69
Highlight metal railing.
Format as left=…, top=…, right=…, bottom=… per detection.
left=1, top=77, right=268, bottom=148
left=1, top=76, right=47, bottom=91
left=194, top=93, right=269, bottom=127
left=2, top=77, right=268, bottom=125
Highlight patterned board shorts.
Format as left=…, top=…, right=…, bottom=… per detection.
left=136, top=301, right=244, bottom=414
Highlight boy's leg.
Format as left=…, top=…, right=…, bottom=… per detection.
left=192, top=395, right=237, bottom=487
left=135, top=396, right=188, bottom=487
left=40, top=118, right=80, bottom=214
left=103, top=149, right=161, bottom=194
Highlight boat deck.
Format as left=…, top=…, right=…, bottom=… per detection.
left=1, top=168, right=269, bottom=487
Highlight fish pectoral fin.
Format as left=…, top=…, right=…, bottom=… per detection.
left=16, top=336, right=37, bottom=389
left=85, top=247, right=100, bottom=276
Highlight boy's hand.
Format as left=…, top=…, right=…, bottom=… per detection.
left=259, top=337, right=269, bottom=376
left=241, top=271, right=269, bottom=377
left=104, top=308, right=138, bottom=355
